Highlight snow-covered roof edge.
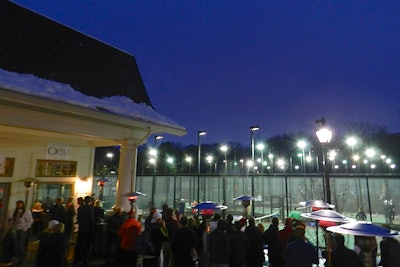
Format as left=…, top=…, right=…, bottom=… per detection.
left=0, top=68, right=185, bottom=131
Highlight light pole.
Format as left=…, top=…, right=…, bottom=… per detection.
left=166, top=156, right=175, bottom=174
left=297, top=140, right=307, bottom=173
left=197, top=131, right=206, bottom=203
left=185, top=156, right=192, bottom=173
left=150, top=135, right=163, bottom=206
left=315, top=118, right=333, bottom=204
left=155, top=135, right=163, bottom=145
left=206, top=155, right=213, bottom=173
left=256, top=143, right=265, bottom=173
left=250, top=125, right=260, bottom=216
left=220, top=145, right=228, bottom=174
left=268, top=153, right=274, bottom=173
left=106, top=152, right=114, bottom=171
left=365, top=148, right=376, bottom=172
left=219, top=145, right=228, bottom=214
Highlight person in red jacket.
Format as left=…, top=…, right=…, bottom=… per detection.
left=118, top=210, right=142, bottom=267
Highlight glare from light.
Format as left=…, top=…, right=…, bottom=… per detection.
left=166, top=157, right=174, bottom=164
left=365, top=148, right=375, bottom=158
left=346, top=137, right=357, bottom=147
left=256, top=143, right=265, bottom=151
left=297, top=140, right=307, bottom=149
left=149, top=149, right=157, bottom=156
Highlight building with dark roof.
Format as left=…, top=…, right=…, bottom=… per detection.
left=0, top=0, right=152, bottom=106
left=0, top=0, right=185, bottom=229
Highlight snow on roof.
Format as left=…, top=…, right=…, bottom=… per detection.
left=0, top=68, right=184, bottom=130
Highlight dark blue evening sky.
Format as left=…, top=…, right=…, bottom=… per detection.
left=13, top=0, right=400, bottom=145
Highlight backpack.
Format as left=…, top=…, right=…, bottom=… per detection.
left=136, top=227, right=156, bottom=256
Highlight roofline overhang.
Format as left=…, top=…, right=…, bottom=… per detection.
left=0, top=87, right=187, bottom=139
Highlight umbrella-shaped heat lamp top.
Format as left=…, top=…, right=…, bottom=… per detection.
left=327, top=221, right=399, bottom=237
left=299, top=200, right=335, bottom=209
left=192, top=201, right=227, bottom=210
left=301, top=209, right=354, bottom=223
left=233, top=195, right=255, bottom=201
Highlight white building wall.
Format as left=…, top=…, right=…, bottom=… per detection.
left=0, top=138, right=95, bottom=218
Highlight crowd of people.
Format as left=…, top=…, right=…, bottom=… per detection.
left=1, top=198, right=400, bottom=267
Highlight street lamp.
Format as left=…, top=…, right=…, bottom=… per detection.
left=346, top=137, right=357, bottom=155
left=256, top=143, right=265, bottom=173
left=250, top=125, right=260, bottom=216
left=250, top=126, right=260, bottom=163
left=206, top=155, right=214, bottom=173
left=149, top=135, right=163, bottom=207
left=166, top=156, right=175, bottom=174
left=220, top=145, right=228, bottom=174
left=297, top=140, right=307, bottom=172
left=106, top=152, right=114, bottom=173
left=149, top=147, right=159, bottom=206
left=315, top=118, right=332, bottom=204
left=197, top=130, right=207, bottom=202
left=185, top=156, right=192, bottom=173
left=268, top=153, right=274, bottom=172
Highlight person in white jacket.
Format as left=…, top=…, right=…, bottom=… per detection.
left=11, top=200, right=33, bottom=264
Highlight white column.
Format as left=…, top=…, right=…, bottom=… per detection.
left=115, top=139, right=138, bottom=212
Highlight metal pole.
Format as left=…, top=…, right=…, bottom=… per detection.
left=251, top=130, right=255, bottom=216
left=323, top=146, right=331, bottom=204
left=197, top=133, right=201, bottom=203
left=366, top=177, right=373, bottom=221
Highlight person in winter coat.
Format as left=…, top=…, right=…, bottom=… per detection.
left=171, top=216, right=198, bottom=267
left=208, top=220, right=231, bottom=267
left=11, top=200, right=33, bottom=265
left=245, top=217, right=265, bottom=267
left=35, top=220, right=68, bottom=267
left=379, top=235, right=400, bottom=267
left=143, top=212, right=168, bottom=267
left=264, top=217, right=281, bottom=267
left=117, top=210, right=141, bottom=267
left=229, top=221, right=249, bottom=267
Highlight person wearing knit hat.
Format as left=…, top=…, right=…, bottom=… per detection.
left=151, top=212, right=162, bottom=223
left=35, top=220, right=67, bottom=267
left=142, top=212, right=168, bottom=267
left=48, top=220, right=59, bottom=229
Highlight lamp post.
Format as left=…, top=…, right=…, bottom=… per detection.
left=256, top=143, right=265, bottom=173
left=250, top=125, right=260, bottom=216
left=166, top=156, right=175, bottom=174
left=150, top=135, right=163, bottom=206
left=106, top=152, right=114, bottom=171
left=315, top=118, right=333, bottom=204
left=197, top=131, right=207, bottom=203
left=220, top=145, right=228, bottom=174
left=268, top=153, right=274, bottom=173
left=185, top=156, right=192, bottom=173
left=206, top=155, right=213, bottom=173
left=297, top=140, right=307, bottom=173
